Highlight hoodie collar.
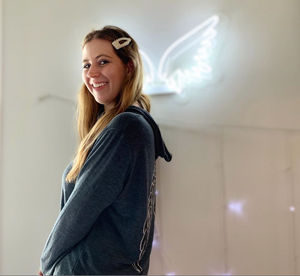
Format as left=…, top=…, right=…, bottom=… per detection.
left=125, top=106, right=172, bottom=162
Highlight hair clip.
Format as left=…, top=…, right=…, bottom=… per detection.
left=112, top=37, right=131, bottom=50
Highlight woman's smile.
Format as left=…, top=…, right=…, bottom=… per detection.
left=91, top=82, right=108, bottom=91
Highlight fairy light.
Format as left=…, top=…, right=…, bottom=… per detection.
left=290, top=206, right=295, bottom=212
left=141, top=15, right=219, bottom=95
left=228, top=201, right=244, bottom=215
left=152, top=239, right=159, bottom=248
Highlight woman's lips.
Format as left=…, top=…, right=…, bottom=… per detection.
left=91, top=82, right=108, bottom=90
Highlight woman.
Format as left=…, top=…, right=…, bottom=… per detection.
left=39, top=26, right=172, bottom=275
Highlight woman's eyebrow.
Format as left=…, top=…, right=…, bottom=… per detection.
left=82, top=54, right=112, bottom=63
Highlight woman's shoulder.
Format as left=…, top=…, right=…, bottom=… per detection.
left=108, top=109, right=154, bottom=140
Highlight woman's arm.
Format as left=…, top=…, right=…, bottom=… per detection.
left=40, top=128, right=131, bottom=275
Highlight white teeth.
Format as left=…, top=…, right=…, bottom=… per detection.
left=93, top=83, right=107, bottom=88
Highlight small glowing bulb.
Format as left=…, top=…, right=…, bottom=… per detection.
left=152, top=239, right=158, bottom=247
left=290, top=206, right=295, bottom=212
left=155, top=190, right=159, bottom=195
left=166, top=273, right=176, bottom=275
left=228, top=201, right=243, bottom=215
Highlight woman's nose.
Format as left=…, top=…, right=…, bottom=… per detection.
left=87, top=65, right=101, bottom=78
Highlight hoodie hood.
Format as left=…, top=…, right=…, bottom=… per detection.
left=125, top=106, right=172, bottom=162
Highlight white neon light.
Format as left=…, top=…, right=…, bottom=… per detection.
left=139, top=50, right=155, bottom=87
left=140, top=15, right=219, bottom=95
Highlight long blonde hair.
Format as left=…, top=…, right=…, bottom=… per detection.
left=66, top=26, right=150, bottom=183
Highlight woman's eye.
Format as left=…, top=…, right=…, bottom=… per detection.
left=99, top=59, right=109, bottom=66
left=83, top=64, right=90, bottom=69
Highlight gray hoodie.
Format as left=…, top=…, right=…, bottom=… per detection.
left=40, top=106, right=172, bottom=275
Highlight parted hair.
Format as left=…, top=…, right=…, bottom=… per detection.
left=66, top=26, right=150, bottom=183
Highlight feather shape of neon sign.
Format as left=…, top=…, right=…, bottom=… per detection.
left=140, top=15, right=219, bottom=96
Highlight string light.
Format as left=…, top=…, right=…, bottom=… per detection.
left=152, top=133, right=296, bottom=275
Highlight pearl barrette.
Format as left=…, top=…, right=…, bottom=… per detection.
left=112, top=37, right=131, bottom=50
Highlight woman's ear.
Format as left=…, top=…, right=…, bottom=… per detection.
left=126, top=59, right=134, bottom=74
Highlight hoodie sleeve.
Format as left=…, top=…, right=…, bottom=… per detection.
left=40, top=128, right=131, bottom=275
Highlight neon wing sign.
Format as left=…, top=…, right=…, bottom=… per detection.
left=140, top=15, right=219, bottom=96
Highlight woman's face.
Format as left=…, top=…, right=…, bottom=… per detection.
left=82, top=39, right=129, bottom=110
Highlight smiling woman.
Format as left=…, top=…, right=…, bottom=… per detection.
left=82, top=39, right=130, bottom=110
left=39, top=26, right=172, bottom=275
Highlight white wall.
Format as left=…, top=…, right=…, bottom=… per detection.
left=0, top=0, right=4, bottom=273
left=156, top=125, right=300, bottom=275
left=1, top=0, right=300, bottom=275
left=0, top=0, right=3, bottom=269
